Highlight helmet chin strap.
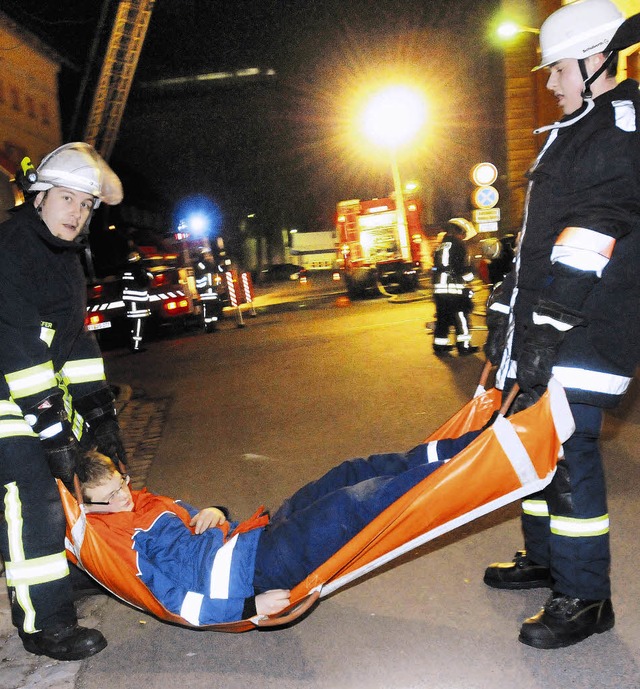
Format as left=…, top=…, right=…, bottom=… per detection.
left=579, top=52, right=615, bottom=99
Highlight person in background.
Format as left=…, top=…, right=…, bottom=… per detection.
left=122, top=249, right=151, bottom=352
left=483, top=0, right=640, bottom=649
left=431, top=221, right=478, bottom=356
left=0, top=143, right=128, bottom=661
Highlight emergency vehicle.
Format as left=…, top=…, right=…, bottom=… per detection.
left=335, top=196, right=427, bottom=297
left=85, top=250, right=199, bottom=338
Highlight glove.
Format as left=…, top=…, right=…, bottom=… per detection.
left=92, top=417, right=127, bottom=468
left=484, top=282, right=509, bottom=366
left=516, top=299, right=584, bottom=392
left=516, top=323, right=563, bottom=392
left=24, top=393, right=80, bottom=489
left=75, top=388, right=128, bottom=469
left=508, top=389, right=541, bottom=416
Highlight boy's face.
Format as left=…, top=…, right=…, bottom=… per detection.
left=84, top=472, right=134, bottom=513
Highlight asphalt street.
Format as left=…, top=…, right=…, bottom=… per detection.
left=2, top=275, right=639, bottom=688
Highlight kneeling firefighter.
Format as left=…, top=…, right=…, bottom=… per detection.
left=0, top=143, right=128, bottom=661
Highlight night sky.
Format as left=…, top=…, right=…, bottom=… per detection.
left=4, top=0, right=504, bottom=235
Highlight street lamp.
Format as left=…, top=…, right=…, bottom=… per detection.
left=496, top=21, right=540, bottom=40
left=361, top=85, right=426, bottom=261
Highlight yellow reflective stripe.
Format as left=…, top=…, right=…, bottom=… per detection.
left=5, top=362, right=56, bottom=399
left=0, top=419, right=37, bottom=439
left=0, top=399, right=23, bottom=416
left=550, top=514, right=610, bottom=537
left=72, top=410, right=85, bottom=441
left=39, top=325, right=55, bottom=347
left=4, top=482, right=35, bottom=631
left=5, top=552, right=69, bottom=587
left=523, top=499, right=549, bottom=517
left=61, top=358, right=106, bottom=384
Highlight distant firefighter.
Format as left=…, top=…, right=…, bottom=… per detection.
left=193, top=248, right=224, bottom=333
left=122, top=250, right=151, bottom=352
left=431, top=221, right=478, bottom=356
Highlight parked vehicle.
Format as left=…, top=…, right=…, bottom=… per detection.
left=259, top=263, right=308, bottom=283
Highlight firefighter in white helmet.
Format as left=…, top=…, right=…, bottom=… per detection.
left=0, top=143, right=127, bottom=660
left=482, top=1, right=640, bottom=648
left=431, top=219, right=478, bottom=355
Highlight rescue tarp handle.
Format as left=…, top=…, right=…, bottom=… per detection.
left=254, top=589, right=321, bottom=628
left=478, top=361, right=519, bottom=416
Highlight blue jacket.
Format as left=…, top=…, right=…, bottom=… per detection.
left=88, top=490, right=265, bottom=625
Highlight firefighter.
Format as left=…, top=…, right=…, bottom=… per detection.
left=431, top=220, right=478, bottom=355
left=0, top=142, right=128, bottom=660
left=483, top=1, right=640, bottom=649
left=122, top=250, right=151, bottom=352
left=193, top=247, right=224, bottom=333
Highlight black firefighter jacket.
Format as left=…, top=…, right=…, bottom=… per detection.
left=495, top=79, right=640, bottom=408
left=0, top=203, right=108, bottom=422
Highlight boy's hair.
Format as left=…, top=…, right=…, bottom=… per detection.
left=77, top=450, right=119, bottom=500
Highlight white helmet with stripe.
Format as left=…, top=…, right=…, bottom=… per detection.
left=534, top=0, right=625, bottom=71
left=29, top=142, right=123, bottom=207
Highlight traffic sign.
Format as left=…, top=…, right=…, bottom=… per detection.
left=471, top=185, right=499, bottom=209
left=476, top=221, right=499, bottom=233
left=470, top=162, right=498, bottom=186
left=472, top=208, right=501, bottom=223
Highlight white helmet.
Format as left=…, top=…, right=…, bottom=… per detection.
left=29, top=142, right=123, bottom=206
left=448, top=217, right=477, bottom=241
left=534, top=0, right=625, bottom=71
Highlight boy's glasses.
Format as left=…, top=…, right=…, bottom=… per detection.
left=84, top=475, right=130, bottom=505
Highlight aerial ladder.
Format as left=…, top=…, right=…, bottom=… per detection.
left=82, top=0, right=156, bottom=160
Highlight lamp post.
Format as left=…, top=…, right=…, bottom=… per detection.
left=361, top=85, right=426, bottom=262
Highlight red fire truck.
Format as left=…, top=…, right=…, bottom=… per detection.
left=335, top=195, right=427, bottom=297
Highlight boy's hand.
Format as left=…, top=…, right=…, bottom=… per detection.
left=190, top=507, right=226, bottom=534
left=255, top=589, right=290, bottom=616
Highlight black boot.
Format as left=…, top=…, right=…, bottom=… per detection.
left=21, top=623, right=107, bottom=661
left=433, top=344, right=454, bottom=355
left=519, top=594, right=615, bottom=649
left=484, top=549, right=553, bottom=590
left=457, top=343, right=479, bottom=356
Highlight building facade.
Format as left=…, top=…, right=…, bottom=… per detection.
left=0, top=11, right=63, bottom=221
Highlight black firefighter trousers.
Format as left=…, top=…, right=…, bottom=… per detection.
left=0, top=435, right=76, bottom=634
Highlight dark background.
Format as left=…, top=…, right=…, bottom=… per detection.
left=3, top=0, right=504, bottom=236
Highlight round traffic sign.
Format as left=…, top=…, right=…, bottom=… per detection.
left=471, top=185, right=499, bottom=209
left=470, top=162, right=498, bottom=187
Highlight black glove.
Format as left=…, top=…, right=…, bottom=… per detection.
left=507, top=389, right=541, bottom=416
left=516, top=324, right=563, bottom=392
left=484, top=282, right=509, bottom=366
left=75, top=388, right=128, bottom=469
left=92, top=417, right=127, bottom=467
left=24, top=393, right=80, bottom=489
left=517, top=299, right=584, bottom=392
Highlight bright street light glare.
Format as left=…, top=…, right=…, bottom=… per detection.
left=188, top=212, right=209, bottom=235
left=497, top=22, right=519, bottom=38
left=362, top=86, right=426, bottom=149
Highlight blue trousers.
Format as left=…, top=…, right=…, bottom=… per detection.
left=253, top=445, right=444, bottom=591
left=522, top=403, right=610, bottom=599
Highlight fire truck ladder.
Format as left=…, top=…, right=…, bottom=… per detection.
left=84, top=0, right=156, bottom=160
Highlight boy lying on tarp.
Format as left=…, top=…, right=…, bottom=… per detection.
left=77, top=430, right=480, bottom=625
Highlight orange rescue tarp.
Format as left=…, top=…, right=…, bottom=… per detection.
left=60, top=378, right=574, bottom=632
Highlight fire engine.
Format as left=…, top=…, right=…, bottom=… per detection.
left=335, top=195, right=427, bottom=297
